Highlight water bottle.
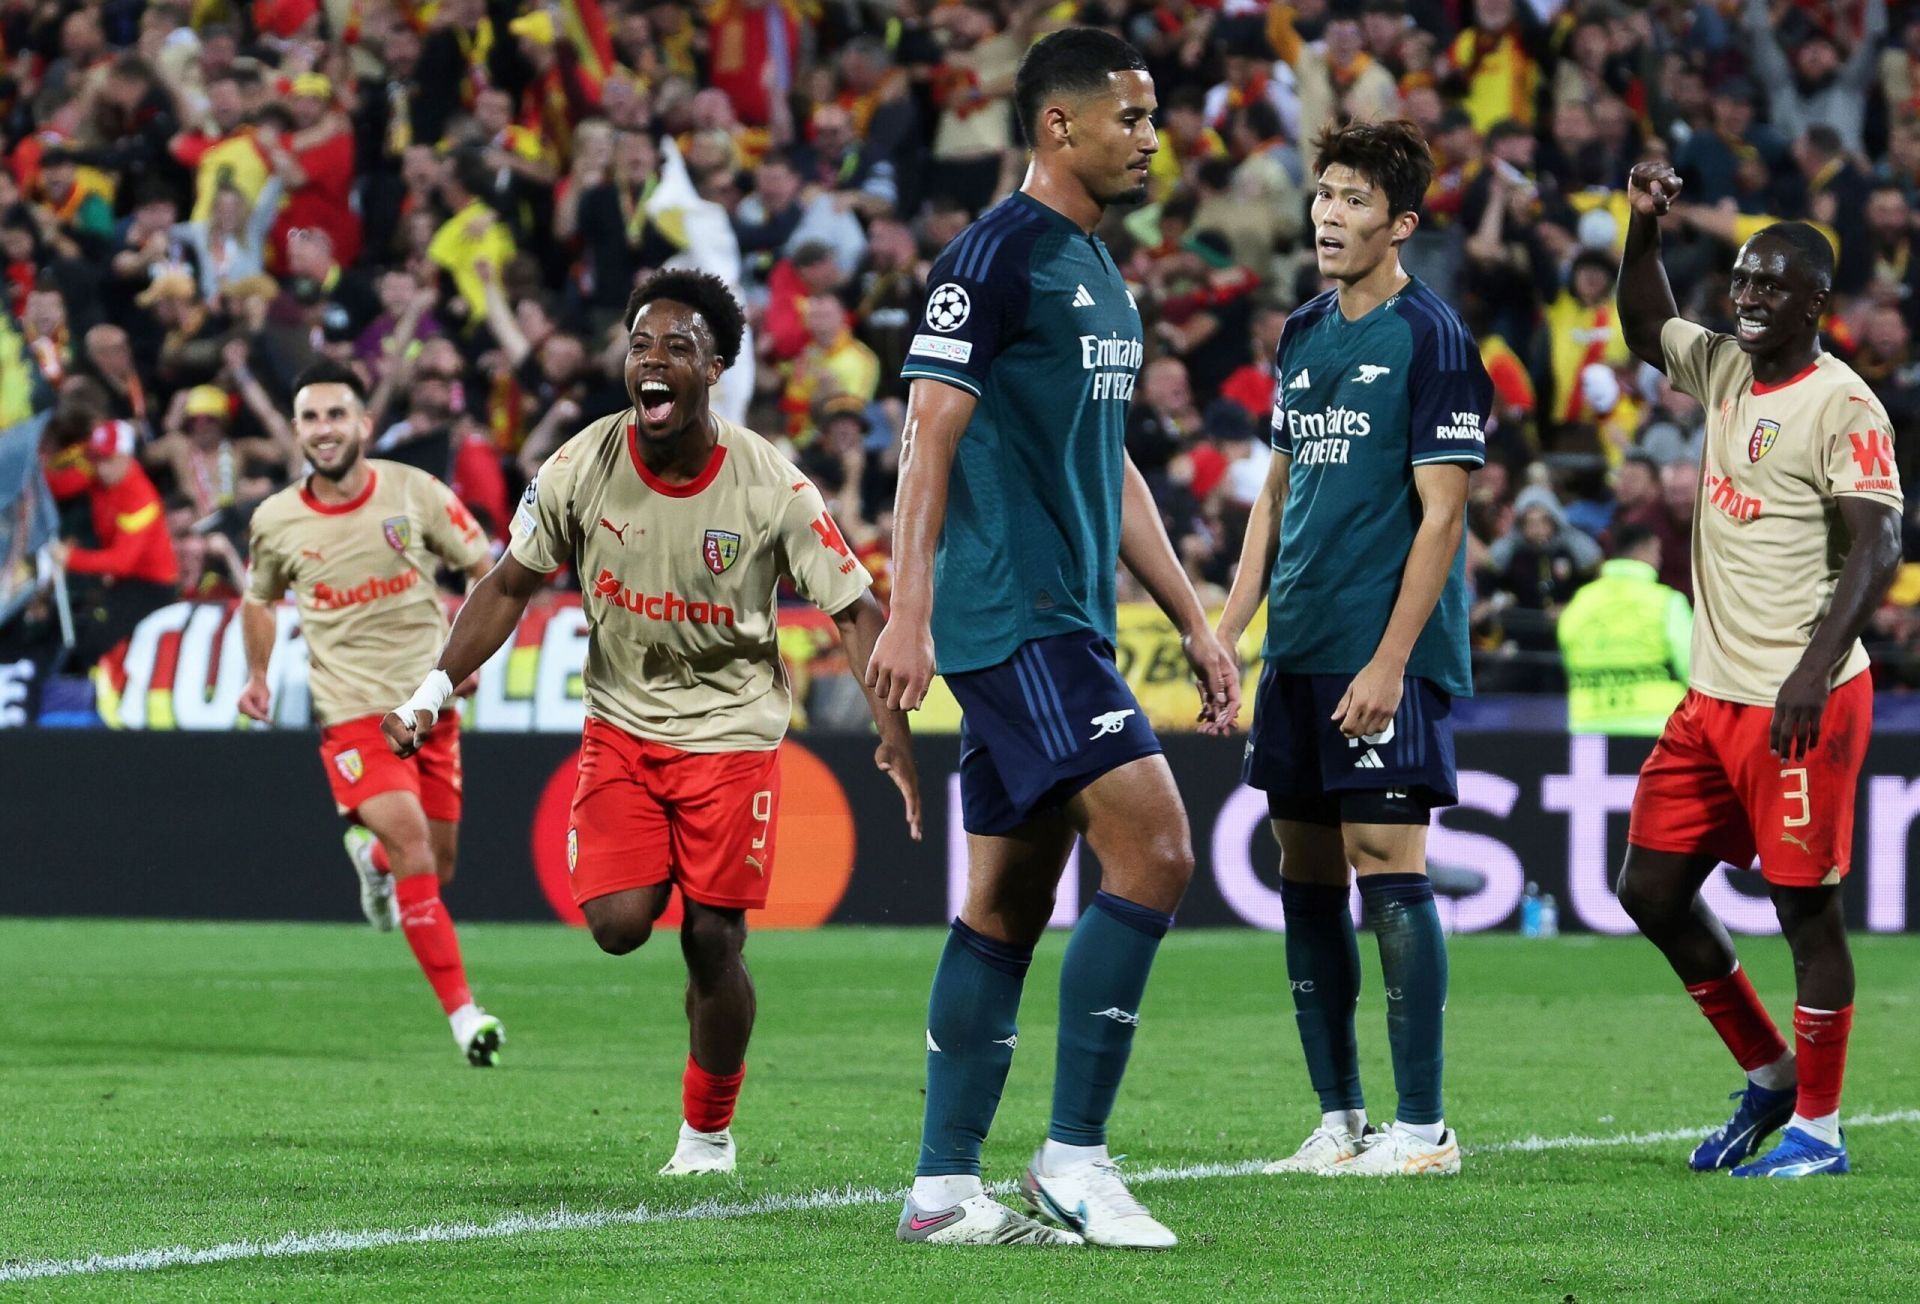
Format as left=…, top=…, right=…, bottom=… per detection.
left=1539, top=893, right=1560, bottom=938
left=1520, top=882, right=1542, bottom=938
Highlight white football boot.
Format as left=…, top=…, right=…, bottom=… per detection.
left=658, top=1122, right=736, bottom=1175
left=1263, top=1123, right=1377, bottom=1174
left=1020, top=1152, right=1177, bottom=1249
left=896, top=1193, right=1084, bottom=1245
left=1324, top=1122, right=1460, bottom=1176
left=342, top=825, right=397, bottom=930
left=449, top=1003, right=503, bottom=1067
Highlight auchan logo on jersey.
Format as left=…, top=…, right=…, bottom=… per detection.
left=592, top=569, right=735, bottom=627
left=311, top=568, right=422, bottom=610
left=1704, top=472, right=1763, bottom=523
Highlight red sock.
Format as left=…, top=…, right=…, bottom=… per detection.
left=371, top=841, right=391, bottom=875
left=682, top=1054, right=746, bottom=1133
left=1684, top=966, right=1789, bottom=1071
left=394, top=874, right=472, bottom=1015
left=1792, top=1005, right=1853, bottom=1118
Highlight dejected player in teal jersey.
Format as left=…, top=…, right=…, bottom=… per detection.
left=1218, top=119, right=1492, bottom=1178
left=867, top=28, right=1240, bottom=1249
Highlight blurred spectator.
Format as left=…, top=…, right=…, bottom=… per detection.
left=1483, top=484, right=1595, bottom=622
left=1541, top=250, right=1633, bottom=434
left=1742, top=0, right=1885, bottom=154
left=844, top=216, right=926, bottom=402
left=43, top=394, right=178, bottom=664
left=779, top=295, right=879, bottom=442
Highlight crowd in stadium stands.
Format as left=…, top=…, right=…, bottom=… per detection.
left=7, top=0, right=1920, bottom=693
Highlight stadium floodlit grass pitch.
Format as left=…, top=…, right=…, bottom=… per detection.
left=5, top=921, right=1920, bottom=1300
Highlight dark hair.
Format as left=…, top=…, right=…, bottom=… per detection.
left=1571, top=247, right=1616, bottom=283
left=1801, top=123, right=1844, bottom=159
left=449, top=147, right=493, bottom=198
left=790, top=240, right=837, bottom=269
left=1196, top=156, right=1236, bottom=192
left=1751, top=221, right=1836, bottom=292
left=292, top=358, right=369, bottom=404
left=1239, top=98, right=1283, bottom=142
left=1610, top=522, right=1657, bottom=558
left=625, top=270, right=746, bottom=368
left=1311, top=118, right=1435, bottom=219
left=1013, top=27, right=1148, bottom=147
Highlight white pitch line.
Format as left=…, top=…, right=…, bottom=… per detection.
left=5, top=1110, right=1916, bottom=1284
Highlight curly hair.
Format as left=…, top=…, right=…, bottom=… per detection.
left=624, top=270, right=746, bottom=369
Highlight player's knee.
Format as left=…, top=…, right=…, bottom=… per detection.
left=1143, top=835, right=1195, bottom=895
left=584, top=899, right=654, bottom=955
left=1616, top=865, right=1679, bottom=929
left=385, top=840, right=437, bottom=880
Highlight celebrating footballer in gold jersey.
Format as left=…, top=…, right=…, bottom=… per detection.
left=387, top=270, right=921, bottom=1176
left=241, top=360, right=506, bottom=1067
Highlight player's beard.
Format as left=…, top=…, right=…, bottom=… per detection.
left=308, top=438, right=362, bottom=482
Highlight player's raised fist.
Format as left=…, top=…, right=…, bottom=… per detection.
left=1628, top=161, right=1683, bottom=217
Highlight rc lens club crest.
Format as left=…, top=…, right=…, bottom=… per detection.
left=703, top=529, right=741, bottom=575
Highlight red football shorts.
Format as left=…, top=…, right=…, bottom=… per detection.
left=319, top=711, right=463, bottom=823
left=1628, top=674, right=1871, bottom=886
left=567, top=717, right=782, bottom=910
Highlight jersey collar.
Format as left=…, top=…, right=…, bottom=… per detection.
left=1009, top=190, right=1084, bottom=233
left=1750, top=358, right=1821, bottom=395
left=626, top=419, right=729, bottom=497
left=299, top=468, right=377, bottom=515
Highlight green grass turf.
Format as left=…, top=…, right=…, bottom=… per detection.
left=3, top=920, right=1919, bottom=1301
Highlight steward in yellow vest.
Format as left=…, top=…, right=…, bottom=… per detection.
left=1557, top=524, right=1692, bottom=735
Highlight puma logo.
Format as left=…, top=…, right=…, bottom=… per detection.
left=1780, top=832, right=1812, bottom=852
left=300, top=548, right=325, bottom=561
left=599, top=518, right=630, bottom=545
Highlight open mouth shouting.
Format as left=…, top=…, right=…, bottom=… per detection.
left=637, top=378, right=675, bottom=427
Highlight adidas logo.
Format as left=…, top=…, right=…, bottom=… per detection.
left=1071, top=284, right=1096, bottom=308
left=1287, top=369, right=1311, bottom=390
left=1355, top=748, right=1384, bottom=769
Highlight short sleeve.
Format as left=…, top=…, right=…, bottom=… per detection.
left=506, top=452, right=578, bottom=575
left=1269, top=320, right=1305, bottom=456
left=421, top=473, right=492, bottom=569
left=1823, top=390, right=1904, bottom=505
left=778, top=480, right=873, bottom=615
left=1408, top=313, right=1493, bottom=468
left=1660, top=317, right=1733, bottom=404
left=898, top=219, right=1033, bottom=398
left=245, top=513, right=287, bottom=603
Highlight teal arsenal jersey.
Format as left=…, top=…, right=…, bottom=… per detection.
left=1266, top=279, right=1493, bottom=697
left=899, top=191, right=1142, bottom=673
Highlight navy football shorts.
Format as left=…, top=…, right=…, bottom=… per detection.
left=1242, top=663, right=1458, bottom=827
left=946, top=630, right=1164, bottom=836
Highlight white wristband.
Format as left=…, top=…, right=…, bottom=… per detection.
left=399, top=669, right=453, bottom=724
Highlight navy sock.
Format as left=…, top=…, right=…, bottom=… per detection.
left=916, top=920, right=1032, bottom=1177
left=1279, top=879, right=1364, bottom=1114
left=1049, top=891, right=1172, bottom=1146
left=1358, top=873, right=1448, bottom=1127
